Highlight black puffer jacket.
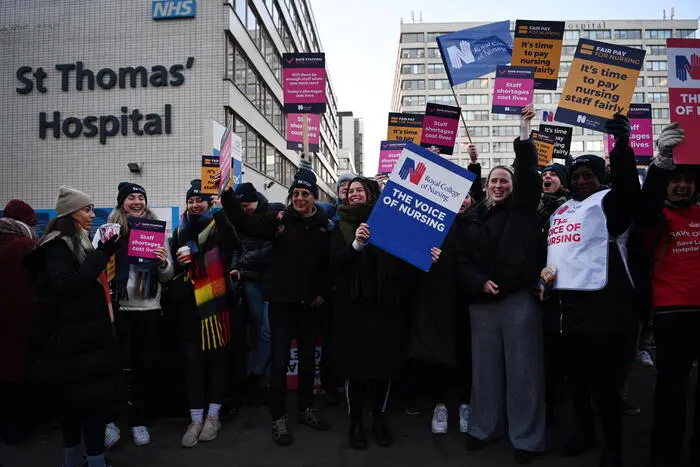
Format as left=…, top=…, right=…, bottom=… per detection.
left=457, top=137, right=542, bottom=302
left=222, top=189, right=331, bottom=304
left=230, top=192, right=284, bottom=282
left=557, top=142, right=641, bottom=337
left=26, top=237, right=123, bottom=411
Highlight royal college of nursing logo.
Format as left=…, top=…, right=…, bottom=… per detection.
left=398, top=158, right=426, bottom=185
left=675, top=53, right=700, bottom=82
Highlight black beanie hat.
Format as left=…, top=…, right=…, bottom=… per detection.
left=186, top=179, right=211, bottom=204
left=348, top=177, right=381, bottom=204
left=117, top=182, right=147, bottom=207
left=289, top=168, right=319, bottom=198
left=570, top=155, right=606, bottom=184
left=541, top=163, right=569, bottom=189
left=234, top=182, right=259, bottom=203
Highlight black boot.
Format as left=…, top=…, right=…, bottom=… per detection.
left=246, top=374, right=262, bottom=407
left=372, top=414, right=393, bottom=447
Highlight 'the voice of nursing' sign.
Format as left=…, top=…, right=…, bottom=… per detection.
left=667, top=38, right=700, bottom=164
left=367, top=142, right=475, bottom=272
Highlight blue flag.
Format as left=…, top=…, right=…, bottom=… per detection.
left=437, top=21, right=513, bottom=86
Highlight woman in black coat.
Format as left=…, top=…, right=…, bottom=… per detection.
left=331, top=177, right=438, bottom=450
left=27, top=186, right=122, bottom=467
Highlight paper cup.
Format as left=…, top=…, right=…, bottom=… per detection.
left=177, top=246, right=191, bottom=264
left=99, top=223, right=121, bottom=241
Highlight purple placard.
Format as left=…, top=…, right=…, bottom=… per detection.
left=282, top=53, right=326, bottom=114
left=492, top=65, right=535, bottom=114
left=605, top=104, right=653, bottom=164
left=419, top=103, right=460, bottom=155
left=127, top=217, right=166, bottom=264
left=378, top=140, right=407, bottom=174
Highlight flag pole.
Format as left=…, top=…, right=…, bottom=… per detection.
left=450, top=86, right=472, bottom=145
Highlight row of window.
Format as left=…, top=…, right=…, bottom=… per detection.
left=456, top=107, right=672, bottom=122
left=232, top=1, right=283, bottom=83
left=400, top=29, right=695, bottom=43
left=226, top=35, right=285, bottom=136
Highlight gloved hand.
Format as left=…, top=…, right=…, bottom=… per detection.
left=654, top=122, right=685, bottom=170
left=604, top=114, right=631, bottom=148
left=97, top=234, right=122, bottom=256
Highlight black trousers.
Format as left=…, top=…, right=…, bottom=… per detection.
left=269, top=302, right=320, bottom=420
left=0, top=380, right=32, bottom=444
left=565, top=335, right=626, bottom=458
left=652, top=312, right=700, bottom=467
left=116, top=309, right=163, bottom=427
left=455, top=308, right=473, bottom=404
left=183, top=340, right=230, bottom=410
left=346, top=378, right=391, bottom=420
left=60, top=410, right=107, bottom=456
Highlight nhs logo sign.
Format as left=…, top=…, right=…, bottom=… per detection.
left=152, top=0, right=196, bottom=20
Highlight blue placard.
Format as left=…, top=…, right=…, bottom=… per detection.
left=367, top=142, right=476, bottom=272
left=152, top=0, right=196, bottom=20
left=436, top=21, right=513, bottom=86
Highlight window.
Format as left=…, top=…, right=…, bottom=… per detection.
left=464, top=110, right=489, bottom=121
left=401, top=64, right=425, bottom=74
left=464, top=78, right=489, bottom=89
left=428, top=94, right=454, bottom=105
left=427, top=63, right=445, bottom=74
left=402, top=79, right=425, bottom=90
left=645, top=60, right=668, bottom=71
left=401, top=48, right=425, bottom=59
left=480, top=159, right=491, bottom=169
left=582, top=30, right=611, bottom=39
left=632, top=92, right=645, bottom=103
left=627, top=44, right=644, bottom=50
left=644, top=29, right=672, bottom=39
left=614, top=29, right=641, bottom=39
left=429, top=79, right=451, bottom=89
left=492, top=113, right=519, bottom=120
left=572, top=126, right=584, bottom=136
left=676, top=29, right=696, bottom=38
left=647, top=76, right=668, bottom=87
left=636, top=76, right=645, bottom=87
left=534, top=93, right=552, bottom=104
left=427, top=48, right=441, bottom=58
left=647, top=92, right=668, bottom=103
left=562, top=45, right=577, bottom=56
left=585, top=128, right=598, bottom=135
left=401, top=33, right=424, bottom=43
left=653, top=124, right=666, bottom=134
left=586, top=141, right=604, bottom=152
left=557, top=77, right=567, bottom=88
left=492, top=126, right=519, bottom=137
left=461, top=94, right=489, bottom=105
left=464, top=142, right=489, bottom=153
left=426, top=32, right=448, bottom=42
left=402, top=95, right=426, bottom=106
left=466, top=126, right=489, bottom=137
left=645, top=45, right=667, bottom=56
left=560, top=61, right=572, bottom=72
left=563, top=30, right=580, bottom=41
left=653, top=108, right=670, bottom=119
left=553, top=93, right=561, bottom=103
left=492, top=142, right=511, bottom=153
left=570, top=141, right=584, bottom=152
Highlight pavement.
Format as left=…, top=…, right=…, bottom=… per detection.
left=0, top=365, right=675, bottom=467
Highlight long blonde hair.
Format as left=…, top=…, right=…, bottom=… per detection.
left=483, top=165, right=515, bottom=209
left=108, top=206, right=159, bottom=236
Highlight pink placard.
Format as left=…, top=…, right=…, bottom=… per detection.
left=286, top=114, right=321, bottom=152
left=219, top=123, right=233, bottom=191
left=378, top=140, right=407, bottom=174
left=127, top=218, right=166, bottom=264
left=419, top=103, right=460, bottom=155
left=605, top=104, right=653, bottom=164
left=282, top=53, right=326, bottom=113
left=492, top=65, right=535, bottom=114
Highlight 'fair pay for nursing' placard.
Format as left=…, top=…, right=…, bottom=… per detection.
left=367, top=142, right=475, bottom=272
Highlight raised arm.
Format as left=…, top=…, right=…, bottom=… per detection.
left=511, top=104, right=541, bottom=211
left=466, top=144, right=485, bottom=203
left=221, top=187, right=279, bottom=241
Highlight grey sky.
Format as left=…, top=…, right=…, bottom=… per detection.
left=310, top=0, right=700, bottom=175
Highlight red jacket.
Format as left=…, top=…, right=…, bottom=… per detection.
left=648, top=204, right=700, bottom=310
left=0, top=232, right=36, bottom=382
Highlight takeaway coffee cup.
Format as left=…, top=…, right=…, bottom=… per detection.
left=98, top=223, right=121, bottom=242
left=177, top=246, right=192, bottom=264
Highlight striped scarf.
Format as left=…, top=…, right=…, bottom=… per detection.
left=190, top=220, right=232, bottom=350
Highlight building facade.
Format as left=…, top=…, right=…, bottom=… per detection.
left=338, top=110, right=365, bottom=175
left=0, top=0, right=340, bottom=209
left=391, top=19, right=698, bottom=171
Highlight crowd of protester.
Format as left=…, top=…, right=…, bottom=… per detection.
left=1, top=106, right=699, bottom=467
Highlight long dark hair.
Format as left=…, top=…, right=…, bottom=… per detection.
left=40, top=216, right=83, bottom=257
left=348, top=177, right=381, bottom=205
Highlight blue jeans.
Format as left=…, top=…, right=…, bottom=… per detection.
left=244, top=281, right=271, bottom=376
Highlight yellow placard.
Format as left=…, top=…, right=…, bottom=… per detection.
left=512, top=21, right=565, bottom=90
left=531, top=130, right=555, bottom=166
left=201, top=155, right=219, bottom=195
left=387, top=112, right=423, bottom=145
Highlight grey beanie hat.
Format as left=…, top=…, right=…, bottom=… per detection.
left=336, top=172, right=357, bottom=195
left=55, top=185, right=94, bottom=218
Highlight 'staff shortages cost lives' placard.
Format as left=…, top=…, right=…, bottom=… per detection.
left=367, top=142, right=475, bottom=272
left=127, top=217, right=166, bottom=264
left=282, top=53, right=326, bottom=114
left=667, top=38, right=700, bottom=165
left=419, top=103, right=460, bottom=155
left=555, top=39, right=645, bottom=131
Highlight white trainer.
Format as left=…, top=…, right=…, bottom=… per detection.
left=131, top=426, right=151, bottom=446
left=104, top=422, right=120, bottom=449
left=198, top=416, right=222, bottom=442
left=459, top=404, right=471, bottom=433
left=431, top=404, right=448, bottom=434
left=637, top=350, right=655, bottom=368
left=181, top=421, right=203, bottom=448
